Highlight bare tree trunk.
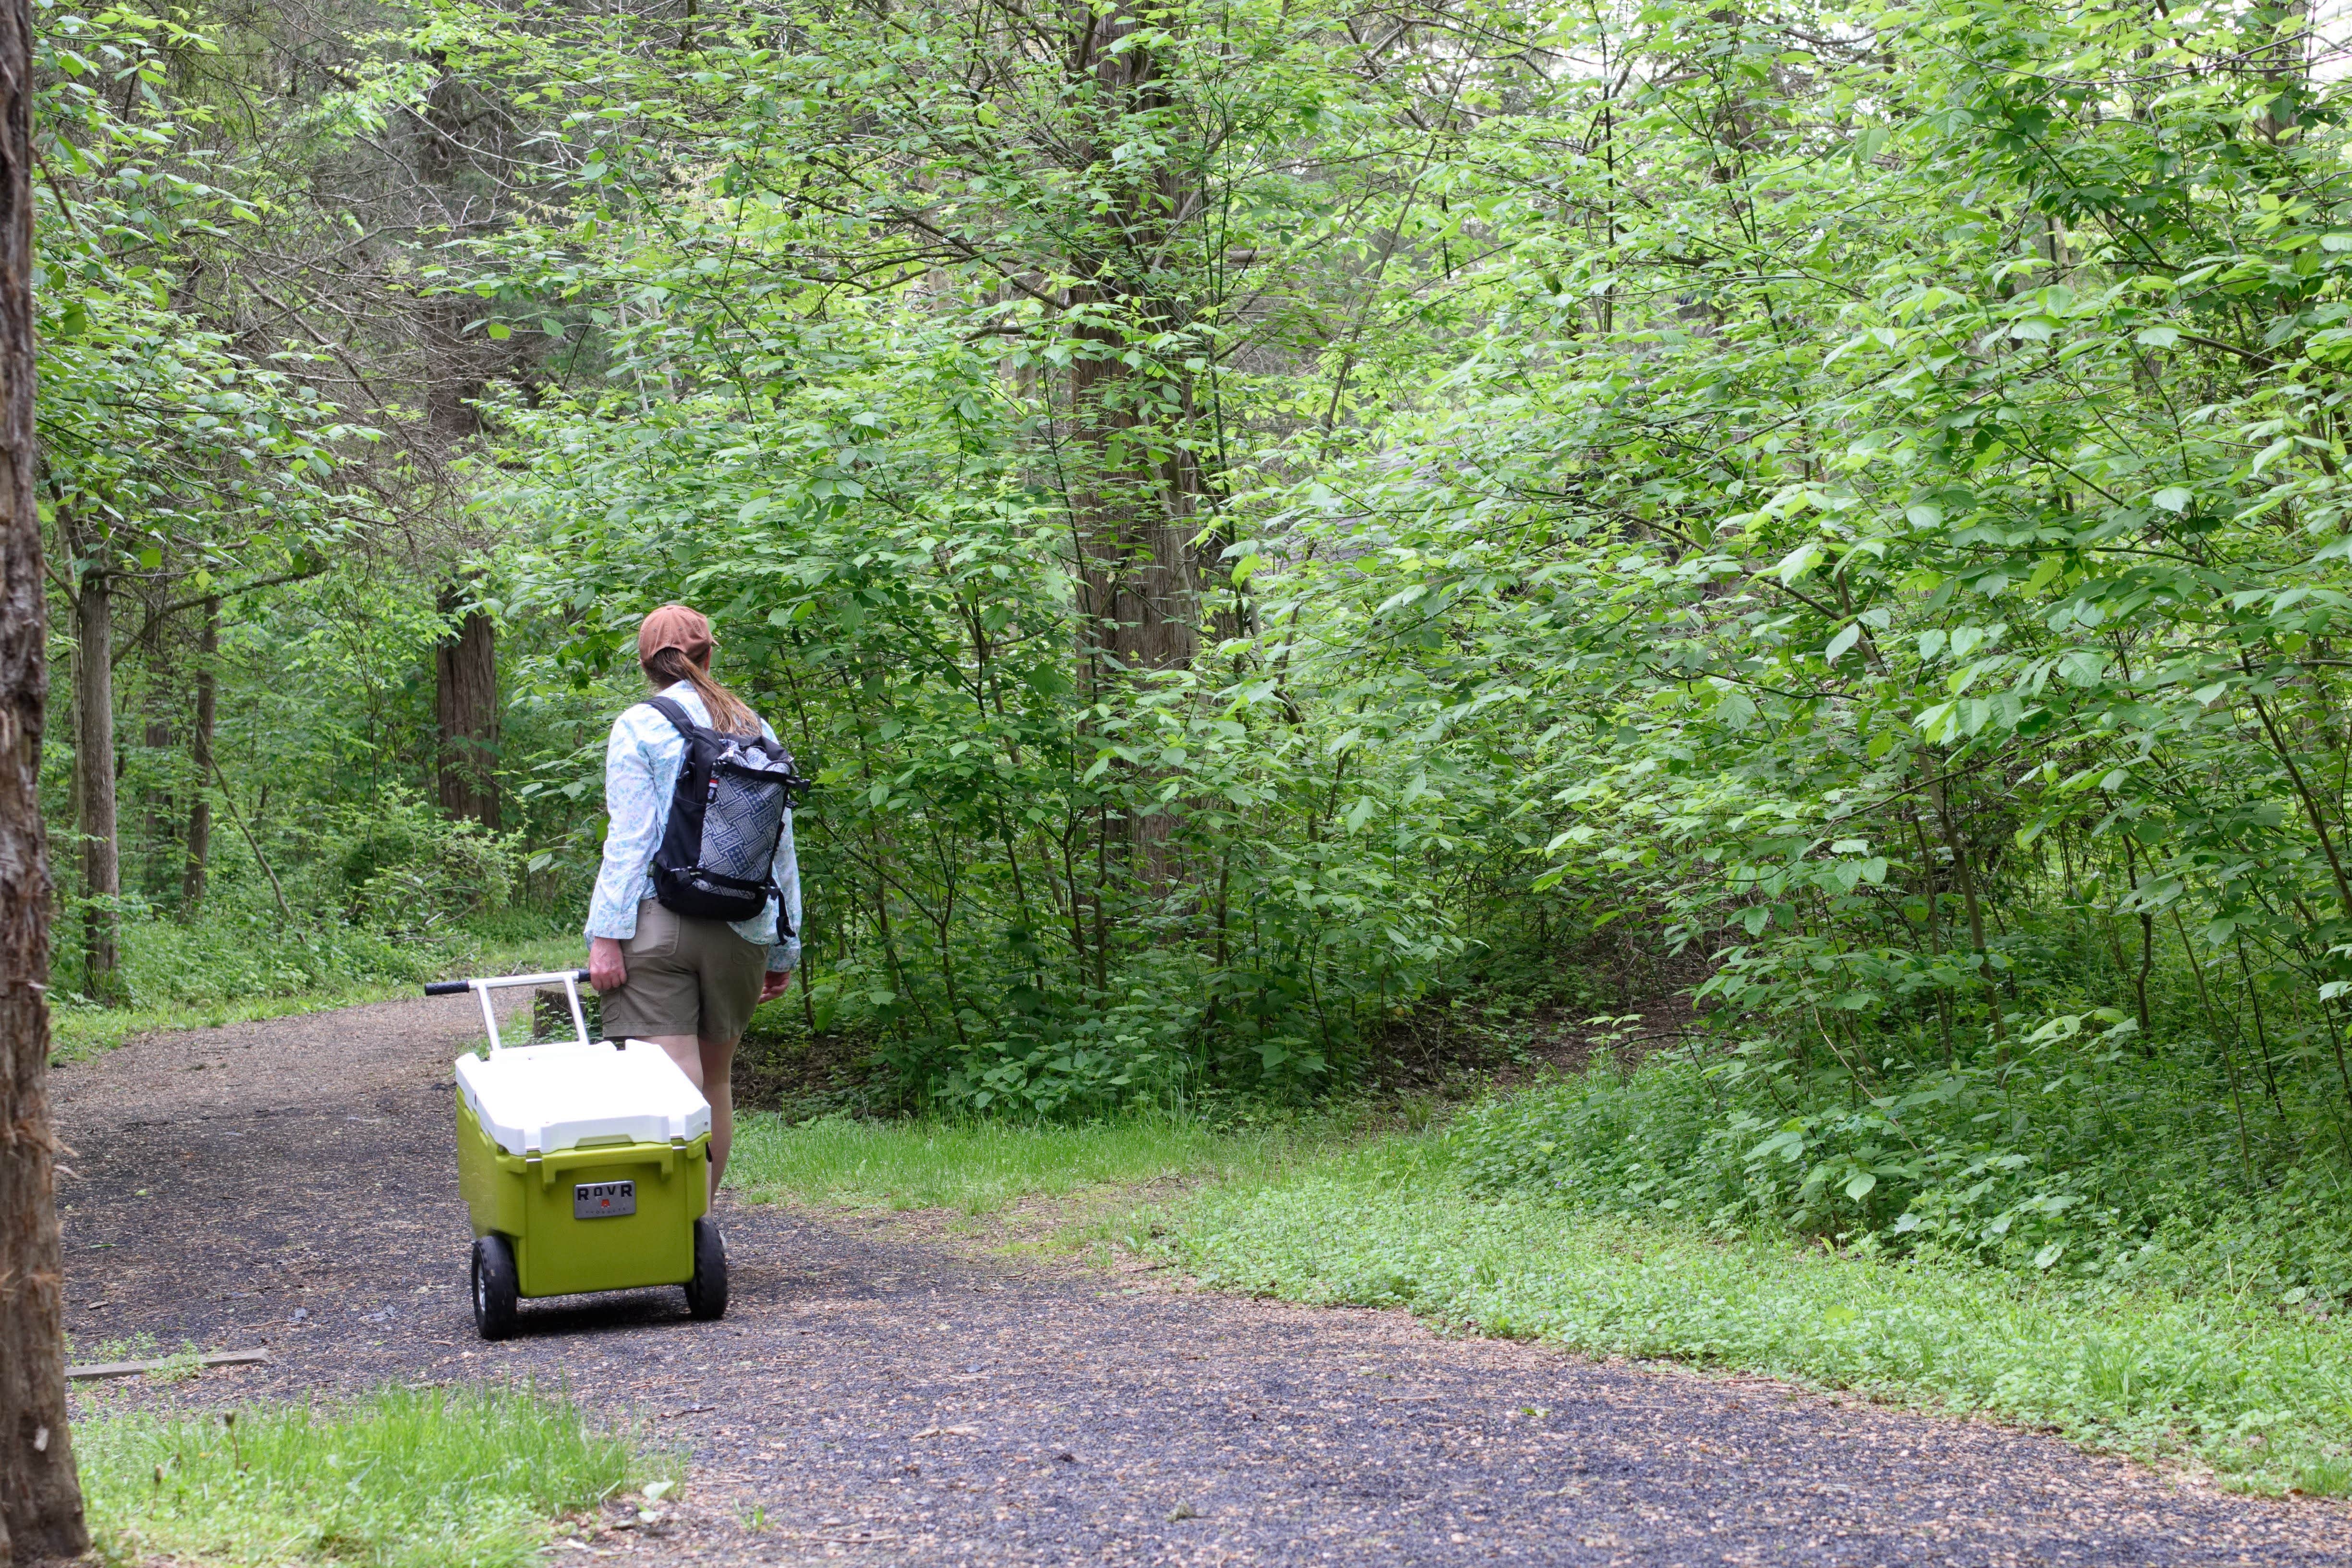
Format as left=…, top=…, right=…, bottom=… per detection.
left=434, top=582, right=500, bottom=828
left=181, top=595, right=217, bottom=916
left=72, top=568, right=119, bottom=1002
left=0, top=0, right=91, bottom=1542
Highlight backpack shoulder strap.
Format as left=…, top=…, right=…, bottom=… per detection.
left=643, top=694, right=700, bottom=739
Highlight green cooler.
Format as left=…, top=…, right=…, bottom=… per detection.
left=429, top=970, right=728, bottom=1339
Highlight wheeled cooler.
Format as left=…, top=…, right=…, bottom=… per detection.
left=426, top=970, right=728, bottom=1339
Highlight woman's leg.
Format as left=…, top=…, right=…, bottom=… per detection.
left=644, top=1034, right=716, bottom=1200
left=698, top=1033, right=740, bottom=1192
left=644, top=914, right=760, bottom=1205
left=688, top=920, right=763, bottom=1203
left=645, top=1033, right=737, bottom=1202
left=646, top=1034, right=702, bottom=1086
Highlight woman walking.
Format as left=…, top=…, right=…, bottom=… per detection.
left=586, top=604, right=801, bottom=1200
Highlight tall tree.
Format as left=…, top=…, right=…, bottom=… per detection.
left=1062, top=1, right=1210, bottom=681
left=434, top=581, right=500, bottom=828
left=0, top=0, right=88, bottom=1546
left=62, top=535, right=119, bottom=1001
left=180, top=595, right=219, bottom=915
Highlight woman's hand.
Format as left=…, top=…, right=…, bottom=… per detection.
left=589, top=936, right=628, bottom=993
left=759, top=967, right=796, bottom=1004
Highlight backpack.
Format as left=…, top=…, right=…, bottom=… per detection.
left=643, top=695, right=811, bottom=926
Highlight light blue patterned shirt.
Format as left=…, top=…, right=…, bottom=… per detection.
left=584, top=681, right=802, bottom=972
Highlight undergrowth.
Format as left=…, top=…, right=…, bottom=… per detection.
left=1449, top=1017, right=2352, bottom=1309
left=49, top=919, right=580, bottom=1059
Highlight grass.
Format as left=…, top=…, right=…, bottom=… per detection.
left=1162, top=1133, right=2352, bottom=1498
left=723, top=1109, right=1325, bottom=1214
left=49, top=931, right=583, bottom=1060
left=75, top=1385, right=667, bottom=1568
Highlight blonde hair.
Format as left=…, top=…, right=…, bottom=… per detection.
left=643, top=644, right=759, bottom=736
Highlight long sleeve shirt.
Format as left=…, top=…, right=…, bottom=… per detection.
left=584, top=681, right=802, bottom=972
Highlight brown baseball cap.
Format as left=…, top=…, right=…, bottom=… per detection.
left=636, top=604, right=714, bottom=666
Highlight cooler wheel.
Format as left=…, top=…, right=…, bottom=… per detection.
left=685, top=1218, right=729, bottom=1321
left=473, top=1234, right=519, bottom=1340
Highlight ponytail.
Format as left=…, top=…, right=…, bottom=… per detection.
left=644, top=645, right=759, bottom=736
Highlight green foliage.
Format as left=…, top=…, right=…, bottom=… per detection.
left=75, top=1386, right=661, bottom=1567
left=34, top=1, right=378, bottom=592
left=326, top=790, right=520, bottom=934
left=486, top=327, right=1463, bottom=1114
left=46, top=0, right=2352, bottom=1273
left=1169, top=1140, right=2352, bottom=1496
left=48, top=783, right=546, bottom=1014
left=1228, top=0, right=2352, bottom=1110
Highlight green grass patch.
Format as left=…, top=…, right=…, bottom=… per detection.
left=77, top=1385, right=666, bottom=1568
left=724, top=1110, right=1333, bottom=1215
left=1163, top=1134, right=2352, bottom=1497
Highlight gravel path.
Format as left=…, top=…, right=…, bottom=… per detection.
left=50, top=995, right=2352, bottom=1566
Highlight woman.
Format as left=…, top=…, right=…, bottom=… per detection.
left=586, top=604, right=800, bottom=1200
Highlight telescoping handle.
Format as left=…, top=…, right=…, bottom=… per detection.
left=421, top=970, right=595, bottom=1053
left=421, top=969, right=588, bottom=997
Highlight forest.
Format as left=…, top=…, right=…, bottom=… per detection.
left=31, top=0, right=2352, bottom=1306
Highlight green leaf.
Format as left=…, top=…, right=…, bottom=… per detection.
left=1775, top=543, right=1822, bottom=584
left=2056, top=649, right=2106, bottom=688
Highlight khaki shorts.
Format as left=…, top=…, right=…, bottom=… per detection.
left=599, top=900, right=767, bottom=1044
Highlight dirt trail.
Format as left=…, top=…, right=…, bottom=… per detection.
left=49, top=996, right=2352, bottom=1566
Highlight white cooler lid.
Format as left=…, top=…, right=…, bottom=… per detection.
left=454, top=1039, right=712, bottom=1157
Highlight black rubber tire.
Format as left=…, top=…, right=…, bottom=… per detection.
left=472, top=1234, right=520, bottom=1341
left=684, top=1217, right=729, bottom=1321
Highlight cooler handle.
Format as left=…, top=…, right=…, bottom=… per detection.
left=422, top=970, right=594, bottom=1054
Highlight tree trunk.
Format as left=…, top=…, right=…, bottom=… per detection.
left=0, top=0, right=92, bottom=1542
left=434, top=583, right=500, bottom=828
left=1062, top=2, right=1211, bottom=685
left=1925, top=762, right=2007, bottom=1053
left=139, top=714, right=169, bottom=892
left=1058, top=4, right=1218, bottom=893
left=72, top=569, right=119, bottom=1003
left=181, top=595, right=217, bottom=917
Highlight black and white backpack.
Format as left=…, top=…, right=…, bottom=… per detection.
left=643, top=695, right=811, bottom=925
